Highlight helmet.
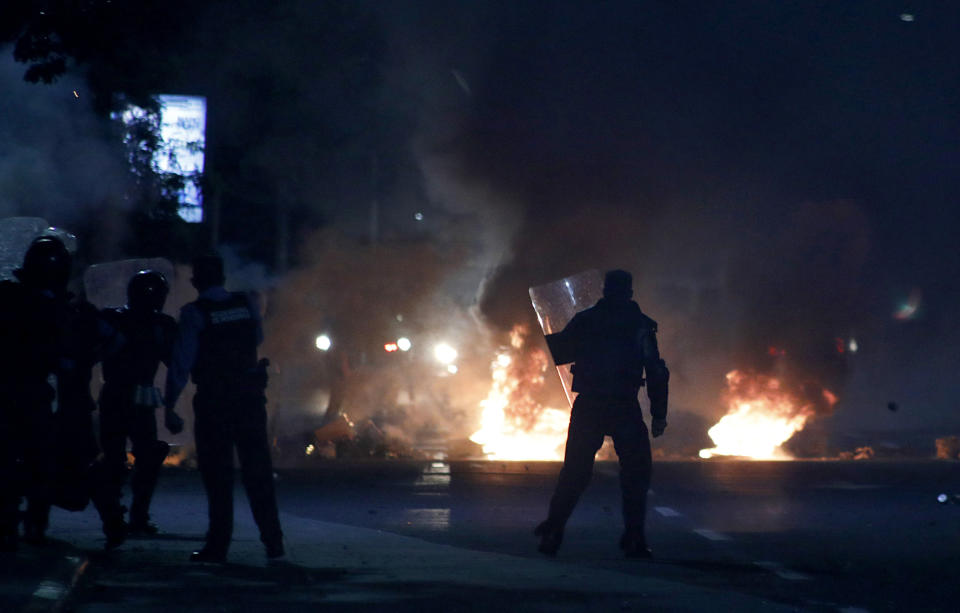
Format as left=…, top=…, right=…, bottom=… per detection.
left=602, top=269, right=633, bottom=300
left=190, top=254, right=224, bottom=291
left=127, top=269, right=169, bottom=313
left=17, top=236, right=72, bottom=293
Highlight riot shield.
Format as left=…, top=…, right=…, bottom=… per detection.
left=83, top=258, right=176, bottom=311
left=0, top=217, right=49, bottom=281
left=529, top=270, right=603, bottom=407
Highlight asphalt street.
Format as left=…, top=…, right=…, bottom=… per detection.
left=6, top=459, right=959, bottom=612
left=273, top=459, right=960, bottom=612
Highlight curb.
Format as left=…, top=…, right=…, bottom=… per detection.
left=20, top=551, right=89, bottom=613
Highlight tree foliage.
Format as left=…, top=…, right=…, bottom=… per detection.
left=2, top=1, right=392, bottom=267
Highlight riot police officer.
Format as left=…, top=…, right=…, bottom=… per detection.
left=55, top=280, right=130, bottom=549
left=535, top=269, right=669, bottom=557
left=99, top=270, right=178, bottom=535
left=0, top=237, right=72, bottom=550
left=164, top=254, right=283, bottom=562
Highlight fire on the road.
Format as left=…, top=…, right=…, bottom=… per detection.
left=699, top=370, right=836, bottom=460
left=470, top=325, right=569, bottom=461
left=469, top=329, right=840, bottom=462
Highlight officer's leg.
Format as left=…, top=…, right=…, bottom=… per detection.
left=97, top=399, right=130, bottom=511
left=610, top=401, right=652, bottom=552
left=545, top=397, right=605, bottom=530
left=194, top=395, right=234, bottom=555
left=129, top=407, right=167, bottom=528
left=89, top=396, right=129, bottom=548
left=22, top=405, right=56, bottom=543
left=234, top=394, right=283, bottom=553
left=0, top=419, right=22, bottom=550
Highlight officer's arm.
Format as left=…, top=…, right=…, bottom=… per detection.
left=163, top=304, right=202, bottom=410
left=641, top=326, right=670, bottom=430
left=544, top=312, right=583, bottom=366
left=158, top=315, right=178, bottom=367
left=246, top=292, right=264, bottom=346
left=98, top=309, right=121, bottom=357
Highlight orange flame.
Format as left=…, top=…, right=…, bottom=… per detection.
left=699, top=370, right=817, bottom=460
left=470, top=325, right=569, bottom=460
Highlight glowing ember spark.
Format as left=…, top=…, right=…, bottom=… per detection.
left=699, top=370, right=816, bottom=460
left=470, top=325, right=569, bottom=460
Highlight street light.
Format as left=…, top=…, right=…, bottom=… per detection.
left=315, top=334, right=332, bottom=351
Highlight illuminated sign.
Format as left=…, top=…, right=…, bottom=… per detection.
left=116, top=94, right=207, bottom=223
left=157, top=95, right=206, bottom=222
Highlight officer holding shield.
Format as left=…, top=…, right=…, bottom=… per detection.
left=98, top=270, right=178, bottom=535
left=0, top=237, right=71, bottom=550
left=535, top=269, right=669, bottom=557
left=164, top=254, right=283, bottom=562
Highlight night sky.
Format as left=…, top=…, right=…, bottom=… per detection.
left=2, top=1, right=958, bottom=438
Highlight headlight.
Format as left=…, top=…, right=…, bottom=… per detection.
left=434, top=343, right=458, bottom=364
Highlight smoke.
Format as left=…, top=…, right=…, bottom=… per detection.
left=370, top=2, right=894, bottom=448
left=0, top=52, right=130, bottom=261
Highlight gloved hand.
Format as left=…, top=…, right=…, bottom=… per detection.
left=165, top=408, right=184, bottom=435
left=651, top=418, right=667, bottom=438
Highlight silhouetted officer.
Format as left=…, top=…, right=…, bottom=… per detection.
left=99, top=270, right=177, bottom=536
left=55, top=287, right=130, bottom=549
left=164, top=254, right=283, bottom=562
left=535, top=269, right=669, bottom=557
left=0, top=237, right=71, bottom=550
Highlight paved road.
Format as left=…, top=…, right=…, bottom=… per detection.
left=274, top=459, right=960, bottom=612
left=9, top=460, right=959, bottom=612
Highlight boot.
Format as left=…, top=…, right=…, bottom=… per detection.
left=534, top=520, right=563, bottom=557
left=103, top=517, right=128, bottom=551
left=619, top=527, right=652, bottom=559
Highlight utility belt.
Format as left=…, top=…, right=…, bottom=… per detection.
left=193, top=358, right=269, bottom=393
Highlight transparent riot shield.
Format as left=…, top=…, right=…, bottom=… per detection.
left=83, top=258, right=176, bottom=311
left=529, top=270, right=603, bottom=407
left=0, top=217, right=49, bottom=281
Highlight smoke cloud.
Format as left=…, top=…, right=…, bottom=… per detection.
left=0, top=52, right=130, bottom=261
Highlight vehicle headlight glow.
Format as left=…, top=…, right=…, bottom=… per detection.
left=397, top=337, right=412, bottom=352
left=434, top=342, right=458, bottom=364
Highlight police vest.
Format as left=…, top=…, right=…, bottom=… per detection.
left=191, top=293, right=259, bottom=385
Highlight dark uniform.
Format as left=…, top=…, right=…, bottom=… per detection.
left=99, top=271, right=177, bottom=534
left=164, top=256, right=283, bottom=562
left=55, top=295, right=131, bottom=549
left=0, top=237, right=71, bottom=550
left=536, top=270, right=669, bottom=557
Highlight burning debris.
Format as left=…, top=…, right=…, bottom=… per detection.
left=469, top=324, right=569, bottom=460
left=699, top=370, right=838, bottom=460
left=935, top=436, right=960, bottom=460
left=301, top=413, right=426, bottom=460
left=837, top=446, right=875, bottom=461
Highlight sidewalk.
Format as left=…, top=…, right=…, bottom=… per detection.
left=4, top=494, right=804, bottom=613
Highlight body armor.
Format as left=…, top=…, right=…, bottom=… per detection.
left=192, top=293, right=258, bottom=386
